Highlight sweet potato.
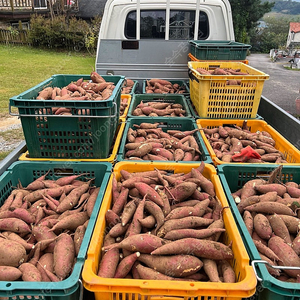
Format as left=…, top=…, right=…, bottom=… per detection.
left=114, top=252, right=140, bottom=278
left=292, top=231, right=300, bottom=255
left=0, top=238, right=27, bottom=267
left=105, top=209, right=121, bottom=227
left=135, top=263, right=175, bottom=280
left=219, top=260, right=236, bottom=283
left=98, top=247, right=120, bottom=278
left=120, top=199, right=137, bottom=226
left=168, top=182, right=198, bottom=203
left=134, top=183, right=163, bottom=207
left=202, top=258, right=221, bottom=282
left=267, top=214, right=292, bottom=245
left=253, top=213, right=272, bottom=240
left=109, top=223, right=130, bottom=238
left=107, top=233, right=166, bottom=253
left=253, top=240, right=281, bottom=262
left=279, top=215, right=300, bottom=234
left=86, top=187, right=100, bottom=217
left=74, top=224, right=86, bottom=256
left=255, top=183, right=287, bottom=197
left=138, top=254, right=203, bottom=278
left=164, top=228, right=226, bottom=240
left=151, top=238, right=234, bottom=260
left=56, top=181, right=90, bottom=213
left=259, top=253, right=281, bottom=277
left=245, top=202, right=295, bottom=216
left=111, top=187, right=129, bottom=216
left=156, top=216, right=214, bottom=238
left=125, top=198, right=145, bottom=237
left=268, top=236, right=300, bottom=278
left=18, top=263, right=42, bottom=282
left=53, top=233, right=75, bottom=280
left=50, top=211, right=89, bottom=232
left=0, top=218, right=31, bottom=234
left=191, top=168, right=215, bottom=197
left=237, top=195, right=260, bottom=213
left=242, top=210, right=253, bottom=237
left=0, top=265, right=22, bottom=281
left=144, top=201, right=164, bottom=234
left=240, top=179, right=266, bottom=200
left=37, top=253, right=54, bottom=281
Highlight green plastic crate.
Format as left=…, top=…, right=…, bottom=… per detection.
left=0, top=160, right=112, bottom=300
left=116, top=117, right=212, bottom=163
left=142, top=79, right=190, bottom=95
left=8, top=104, right=119, bottom=159
left=189, top=40, right=252, bottom=61
left=217, top=164, right=300, bottom=300
left=127, top=94, right=192, bottom=118
left=9, top=74, right=125, bottom=157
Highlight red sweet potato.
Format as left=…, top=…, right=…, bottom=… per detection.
left=0, top=239, right=27, bottom=267
left=268, top=236, right=300, bottom=278
left=0, top=266, right=22, bottom=281
left=138, top=254, right=203, bottom=277
left=97, top=247, right=120, bottom=278
left=157, top=216, right=214, bottom=238
left=53, top=233, right=75, bottom=280
left=253, top=213, right=272, bottom=240
left=18, top=263, right=42, bottom=281
left=151, top=238, right=234, bottom=260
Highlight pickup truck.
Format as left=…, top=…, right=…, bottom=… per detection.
left=1, top=0, right=300, bottom=299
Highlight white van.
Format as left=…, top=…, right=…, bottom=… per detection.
left=95, top=0, right=235, bottom=79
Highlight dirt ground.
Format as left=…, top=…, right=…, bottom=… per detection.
left=0, top=116, right=22, bottom=152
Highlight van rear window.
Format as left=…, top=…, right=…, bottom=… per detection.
left=125, top=9, right=209, bottom=40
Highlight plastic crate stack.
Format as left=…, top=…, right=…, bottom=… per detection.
left=1, top=72, right=258, bottom=300
left=0, top=73, right=134, bottom=300
left=187, top=40, right=300, bottom=300
left=80, top=78, right=259, bottom=300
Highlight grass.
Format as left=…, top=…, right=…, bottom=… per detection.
left=0, top=44, right=96, bottom=117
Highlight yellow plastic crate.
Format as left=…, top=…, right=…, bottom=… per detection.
left=188, top=61, right=269, bottom=119
left=120, top=94, right=132, bottom=120
left=18, top=121, right=125, bottom=163
left=82, top=161, right=256, bottom=300
left=196, top=119, right=300, bottom=166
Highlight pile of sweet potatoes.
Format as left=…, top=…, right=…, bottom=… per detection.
left=195, top=67, right=249, bottom=85
left=120, top=96, right=130, bottom=117
left=121, top=79, right=135, bottom=94
left=232, top=166, right=300, bottom=282
left=201, top=121, right=288, bottom=163
left=0, top=172, right=100, bottom=282
left=123, top=122, right=202, bottom=161
left=145, top=79, right=187, bottom=94
left=131, top=100, right=186, bottom=117
left=98, top=162, right=236, bottom=282
left=35, top=71, right=117, bottom=116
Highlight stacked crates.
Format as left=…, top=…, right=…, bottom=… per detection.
left=185, top=40, right=300, bottom=300
left=3, top=54, right=287, bottom=299
left=9, top=74, right=125, bottom=160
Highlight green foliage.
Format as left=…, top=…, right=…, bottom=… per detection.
left=262, top=0, right=300, bottom=14
left=229, top=0, right=274, bottom=43
left=28, top=14, right=100, bottom=52
left=251, top=16, right=290, bottom=52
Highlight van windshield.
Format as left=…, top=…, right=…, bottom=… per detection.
left=125, top=9, right=209, bottom=40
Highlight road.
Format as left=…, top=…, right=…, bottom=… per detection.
left=247, top=53, right=300, bottom=115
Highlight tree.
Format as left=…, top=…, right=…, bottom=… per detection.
left=229, top=0, right=274, bottom=43
left=251, top=16, right=291, bottom=52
